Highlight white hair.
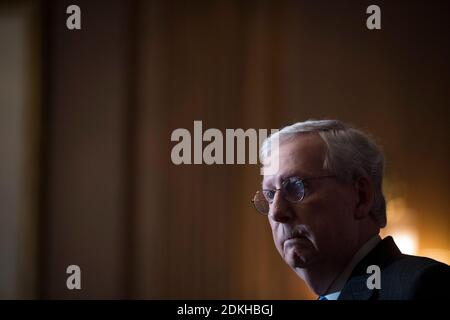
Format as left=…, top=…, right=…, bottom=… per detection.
left=260, top=119, right=386, bottom=228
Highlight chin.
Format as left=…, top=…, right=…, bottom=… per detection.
left=283, top=243, right=318, bottom=269
left=285, top=251, right=317, bottom=269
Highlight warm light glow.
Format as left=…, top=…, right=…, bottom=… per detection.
left=420, top=248, right=450, bottom=265
left=392, top=231, right=418, bottom=255
left=383, top=197, right=420, bottom=256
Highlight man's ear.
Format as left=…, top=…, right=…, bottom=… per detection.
left=354, top=175, right=374, bottom=219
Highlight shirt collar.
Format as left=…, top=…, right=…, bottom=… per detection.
left=324, top=234, right=382, bottom=299
left=323, top=291, right=341, bottom=300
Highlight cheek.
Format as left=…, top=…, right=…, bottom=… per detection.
left=294, top=194, right=353, bottom=242
left=269, top=221, right=284, bottom=254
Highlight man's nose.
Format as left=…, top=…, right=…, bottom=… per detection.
left=269, top=191, right=294, bottom=223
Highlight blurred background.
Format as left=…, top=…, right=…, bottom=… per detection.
left=0, top=0, right=449, bottom=299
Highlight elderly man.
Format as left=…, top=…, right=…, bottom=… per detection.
left=252, top=120, right=449, bottom=300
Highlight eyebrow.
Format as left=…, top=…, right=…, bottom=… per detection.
left=280, top=169, right=310, bottom=181
left=262, top=170, right=308, bottom=188
left=261, top=176, right=277, bottom=189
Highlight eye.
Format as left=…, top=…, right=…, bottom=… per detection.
left=284, top=178, right=305, bottom=201
left=263, top=190, right=276, bottom=202
left=287, top=178, right=302, bottom=192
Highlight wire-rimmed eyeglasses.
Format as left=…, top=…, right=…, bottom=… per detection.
left=251, top=175, right=336, bottom=215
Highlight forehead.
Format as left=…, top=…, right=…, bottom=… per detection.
left=263, top=133, right=327, bottom=184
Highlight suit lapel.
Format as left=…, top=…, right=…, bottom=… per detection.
left=338, top=275, right=376, bottom=300
left=338, top=236, right=402, bottom=300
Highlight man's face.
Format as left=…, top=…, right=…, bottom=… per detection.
left=262, top=133, right=359, bottom=276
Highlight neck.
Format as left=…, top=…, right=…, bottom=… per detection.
left=298, top=231, right=380, bottom=295
left=295, top=254, right=351, bottom=295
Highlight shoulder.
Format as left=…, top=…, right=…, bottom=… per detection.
left=381, top=254, right=450, bottom=299
left=341, top=236, right=450, bottom=300
left=385, top=254, right=448, bottom=277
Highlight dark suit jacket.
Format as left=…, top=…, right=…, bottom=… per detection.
left=338, top=236, right=450, bottom=300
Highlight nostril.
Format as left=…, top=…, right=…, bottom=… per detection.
left=270, top=213, right=292, bottom=224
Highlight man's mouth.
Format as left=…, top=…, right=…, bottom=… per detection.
left=282, top=232, right=309, bottom=249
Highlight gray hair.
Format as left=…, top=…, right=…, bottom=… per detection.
left=261, top=119, right=386, bottom=228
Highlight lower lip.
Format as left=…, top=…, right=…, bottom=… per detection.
left=284, top=237, right=310, bottom=247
